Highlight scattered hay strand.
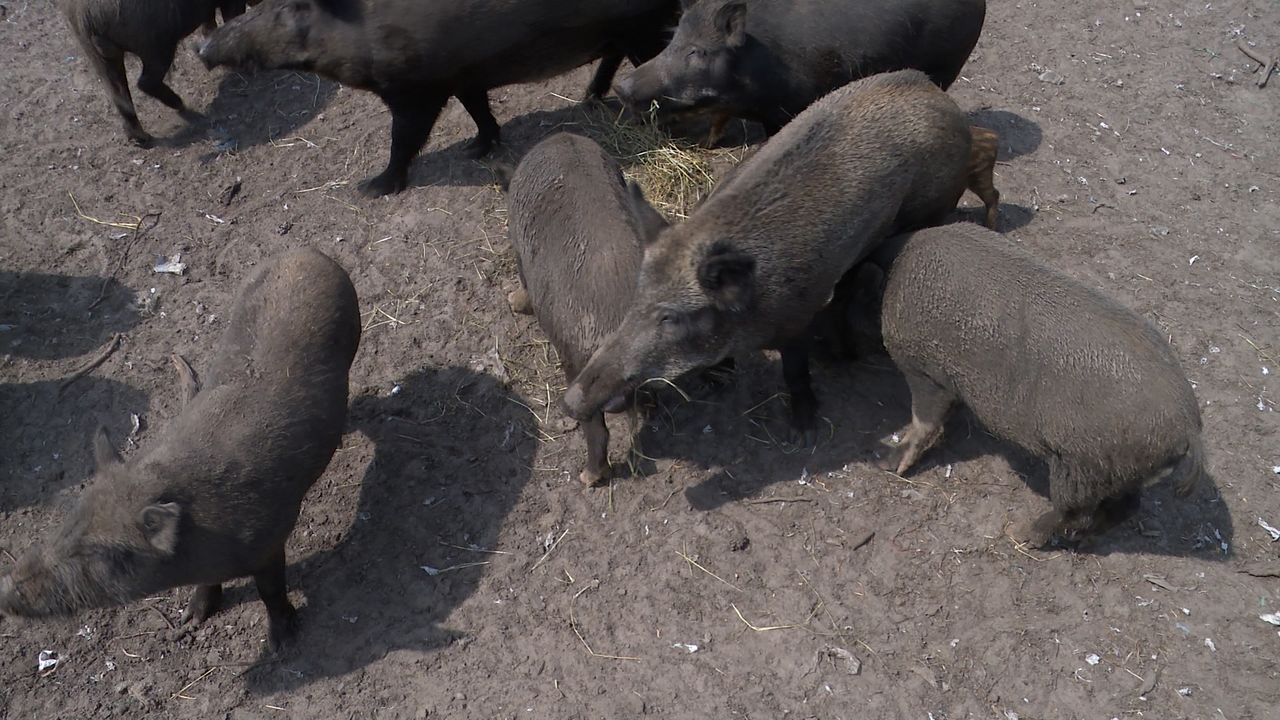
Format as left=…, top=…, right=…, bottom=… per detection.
left=731, top=603, right=802, bottom=633
left=68, top=192, right=143, bottom=230
left=172, top=667, right=218, bottom=700
left=675, top=547, right=742, bottom=592
left=568, top=579, right=641, bottom=661
left=530, top=528, right=570, bottom=572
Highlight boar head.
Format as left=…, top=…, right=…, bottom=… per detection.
left=0, top=429, right=183, bottom=618
left=563, top=219, right=756, bottom=420
left=617, top=0, right=749, bottom=115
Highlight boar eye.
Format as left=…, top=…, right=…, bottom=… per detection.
left=659, top=312, right=679, bottom=327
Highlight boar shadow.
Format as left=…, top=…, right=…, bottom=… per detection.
left=240, top=365, right=536, bottom=693
left=951, top=202, right=1035, bottom=232
left=177, top=70, right=338, bottom=154
left=0, top=378, right=150, bottom=513
left=643, top=350, right=1231, bottom=559
left=0, top=271, right=139, bottom=360
left=966, top=108, right=1042, bottom=161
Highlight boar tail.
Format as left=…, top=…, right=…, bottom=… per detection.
left=1170, top=435, right=1206, bottom=497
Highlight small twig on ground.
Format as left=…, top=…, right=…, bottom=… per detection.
left=68, top=192, right=142, bottom=230
left=530, top=528, right=570, bottom=572
left=171, top=667, right=219, bottom=700
left=731, top=603, right=801, bottom=632
left=568, top=579, right=641, bottom=661
left=142, top=602, right=177, bottom=630
left=745, top=496, right=814, bottom=505
left=58, top=334, right=122, bottom=394
left=1238, top=40, right=1277, bottom=88
left=675, top=547, right=742, bottom=592
left=439, top=541, right=512, bottom=555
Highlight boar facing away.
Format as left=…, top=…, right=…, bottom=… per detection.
left=562, top=70, right=973, bottom=443
left=0, top=248, right=361, bottom=650
left=878, top=223, right=1205, bottom=546
left=198, top=0, right=680, bottom=197
left=57, top=0, right=249, bottom=146
left=505, top=133, right=667, bottom=486
left=617, top=0, right=986, bottom=143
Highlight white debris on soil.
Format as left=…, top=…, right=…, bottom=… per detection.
left=1258, top=518, right=1280, bottom=542
left=1085, top=653, right=1101, bottom=665
left=37, top=650, right=59, bottom=673
left=1259, top=613, right=1280, bottom=626
left=152, top=254, right=187, bottom=275
left=1203, top=638, right=1216, bottom=652
left=672, top=643, right=699, bottom=653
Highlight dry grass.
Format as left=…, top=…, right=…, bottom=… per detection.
left=576, top=106, right=742, bottom=218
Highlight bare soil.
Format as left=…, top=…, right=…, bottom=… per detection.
left=1, top=1, right=1278, bottom=718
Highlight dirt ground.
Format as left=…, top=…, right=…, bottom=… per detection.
left=2, top=1, right=1278, bottom=718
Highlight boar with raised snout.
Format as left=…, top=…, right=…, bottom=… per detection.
left=504, top=133, right=668, bottom=487
left=877, top=223, right=1206, bottom=546
left=616, top=0, right=985, bottom=143
left=562, top=70, right=973, bottom=444
left=57, top=0, right=251, bottom=146
left=198, top=0, right=680, bottom=198
left=0, top=248, right=361, bottom=650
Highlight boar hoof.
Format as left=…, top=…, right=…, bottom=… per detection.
left=180, top=584, right=224, bottom=625
left=507, top=288, right=533, bottom=315
left=128, top=130, right=156, bottom=149
left=787, top=425, right=818, bottom=449
left=579, top=466, right=609, bottom=487
left=1011, top=511, right=1064, bottom=549
left=266, top=606, right=299, bottom=653
left=358, top=172, right=407, bottom=198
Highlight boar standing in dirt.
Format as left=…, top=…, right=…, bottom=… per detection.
left=617, top=0, right=986, bottom=143
left=58, top=0, right=250, bottom=146
left=505, top=133, right=667, bottom=487
left=0, top=249, right=361, bottom=650
left=878, top=223, right=1205, bottom=546
left=562, top=70, right=973, bottom=444
left=199, top=0, right=680, bottom=197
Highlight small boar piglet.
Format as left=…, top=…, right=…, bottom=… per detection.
left=0, top=249, right=361, bottom=651
left=199, top=0, right=680, bottom=197
left=878, top=223, right=1206, bottom=546
left=505, top=133, right=667, bottom=486
left=617, top=0, right=986, bottom=142
left=563, top=70, right=973, bottom=445
left=57, top=0, right=250, bottom=145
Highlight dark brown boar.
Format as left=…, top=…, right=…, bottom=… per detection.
left=878, top=223, right=1205, bottom=546
left=198, top=0, right=681, bottom=197
left=0, top=248, right=361, bottom=650
left=505, top=133, right=667, bottom=486
left=561, top=70, right=973, bottom=444
left=57, top=0, right=249, bottom=146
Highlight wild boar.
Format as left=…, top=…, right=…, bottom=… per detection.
left=0, top=248, right=361, bottom=650
left=57, top=0, right=249, bottom=146
left=198, top=0, right=681, bottom=197
left=616, top=0, right=986, bottom=142
left=561, top=70, right=973, bottom=444
left=877, top=223, right=1205, bottom=546
left=505, top=133, right=667, bottom=486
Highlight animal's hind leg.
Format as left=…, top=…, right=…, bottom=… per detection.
left=137, top=46, right=197, bottom=120
left=82, top=40, right=150, bottom=146
left=967, top=126, right=1001, bottom=229
left=881, top=369, right=955, bottom=476
left=253, top=548, right=298, bottom=652
left=457, top=89, right=501, bottom=158
left=180, top=584, right=223, bottom=624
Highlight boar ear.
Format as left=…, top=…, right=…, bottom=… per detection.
left=714, top=2, right=748, bottom=47
left=698, top=241, right=755, bottom=312
left=626, top=181, right=668, bottom=245
left=139, top=503, right=182, bottom=555
left=93, top=426, right=122, bottom=469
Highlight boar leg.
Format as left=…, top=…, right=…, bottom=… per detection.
left=967, top=129, right=1001, bottom=229
left=81, top=41, right=152, bottom=147
left=253, top=549, right=298, bottom=651
left=136, top=46, right=198, bottom=121
left=456, top=90, right=501, bottom=159
left=586, top=54, right=625, bottom=101
left=580, top=411, right=612, bottom=487
left=359, top=96, right=447, bottom=197
left=180, top=584, right=224, bottom=625
left=170, top=353, right=200, bottom=406
left=781, top=342, right=818, bottom=446
left=885, top=370, right=955, bottom=475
